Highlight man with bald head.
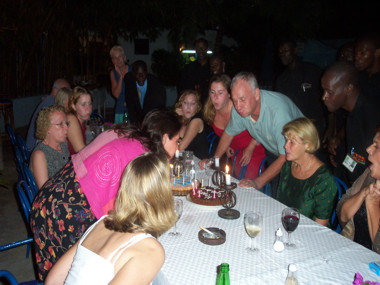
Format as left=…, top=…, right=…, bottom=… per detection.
left=322, top=61, right=380, bottom=184
left=26, top=78, right=70, bottom=151
left=206, top=71, right=303, bottom=197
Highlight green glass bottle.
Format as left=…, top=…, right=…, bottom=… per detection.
left=216, top=263, right=230, bottom=285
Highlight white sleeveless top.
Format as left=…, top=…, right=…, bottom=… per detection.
left=65, top=216, right=154, bottom=284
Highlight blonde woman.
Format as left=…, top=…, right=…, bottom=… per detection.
left=175, top=89, right=210, bottom=158
left=277, top=117, right=337, bottom=226
left=30, top=105, right=70, bottom=189
left=67, top=86, right=92, bottom=154
left=45, top=152, right=176, bottom=284
left=54, top=87, right=72, bottom=111
left=109, top=45, right=129, bottom=123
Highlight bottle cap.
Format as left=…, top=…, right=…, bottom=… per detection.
left=289, top=264, right=297, bottom=272
left=276, top=228, right=283, bottom=237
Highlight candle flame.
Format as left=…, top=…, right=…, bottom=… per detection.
left=170, top=164, right=173, bottom=169
left=226, top=165, right=229, bottom=174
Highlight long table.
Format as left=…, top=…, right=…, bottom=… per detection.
left=156, top=160, right=380, bottom=284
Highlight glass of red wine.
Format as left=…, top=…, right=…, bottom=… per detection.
left=281, top=207, right=300, bottom=248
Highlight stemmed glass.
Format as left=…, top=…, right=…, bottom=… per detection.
left=281, top=207, right=300, bottom=248
left=169, top=199, right=183, bottom=236
left=244, top=211, right=263, bottom=252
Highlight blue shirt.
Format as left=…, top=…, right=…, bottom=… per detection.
left=136, top=80, right=147, bottom=108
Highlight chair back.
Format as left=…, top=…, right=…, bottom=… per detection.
left=330, top=176, right=348, bottom=233
left=0, top=270, right=18, bottom=285
left=16, top=134, right=30, bottom=164
left=14, top=146, right=26, bottom=181
left=207, top=131, right=218, bottom=156
left=6, top=124, right=17, bottom=147
left=258, top=156, right=271, bottom=196
left=17, top=180, right=34, bottom=223
left=231, top=150, right=248, bottom=180
left=23, top=163, right=39, bottom=197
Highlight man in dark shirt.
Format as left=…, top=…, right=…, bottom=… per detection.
left=274, top=40, right=326, bottom=140
left=321, top=61, right=380, bottom=185
left=124, top=60, right=166, bottom=124
left=355, top=33, right=380, bottom=92
left=178, top=38, right=210, bottom=104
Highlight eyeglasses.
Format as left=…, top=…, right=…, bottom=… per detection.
left=52, top=121, right=70, bottom=128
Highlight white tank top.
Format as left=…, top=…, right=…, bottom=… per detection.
left=65, top=216, right=154, bottom=284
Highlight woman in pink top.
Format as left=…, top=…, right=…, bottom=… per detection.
left=30, top=109, right=181, bottom=282
left=202, top=74, right=266, bottom=179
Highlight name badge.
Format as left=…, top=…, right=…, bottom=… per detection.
left=342, top=154, right=357, bottom=172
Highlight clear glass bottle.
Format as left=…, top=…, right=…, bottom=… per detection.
left=285, top=264, right=298, bottom=285
left=216, top=263, right=230, bottom=285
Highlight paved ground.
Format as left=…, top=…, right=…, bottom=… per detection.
left=0, top=127, right=37, bottom=283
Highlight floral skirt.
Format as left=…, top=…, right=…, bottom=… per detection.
left=30, top=161, right=97, bottom=281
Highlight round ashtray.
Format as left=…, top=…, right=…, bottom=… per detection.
left=198, top=227, right=226, bottom=245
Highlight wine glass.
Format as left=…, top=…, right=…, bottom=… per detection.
left=244, top=211, right=263, bottom=252
left=169, top=199, right=183, bottom=236
left=281, top=207, right=300, bottom=248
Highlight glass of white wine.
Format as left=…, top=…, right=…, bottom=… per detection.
left=169, top=199, right=183, bottom=236
left=244, top=211, right=263, bottom=252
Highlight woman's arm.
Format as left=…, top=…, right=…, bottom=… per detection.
left=340, top=186, right=369, bottom=223
left=178, top=118, right=203, bottom=151
left=364, top=181, right=380, bottom=242
left=45, top=243, right=79, bottom=285
left=111, top=239, right=165, bottom=285
left=67, top=113, right=86, bottom=153
left=315, top=218, right=329, bottom=226
left=240, top=138, right=258, bottom=166
left=30, top=150, right=48, bottom=189
left=110, top=69, right=124, bottom=99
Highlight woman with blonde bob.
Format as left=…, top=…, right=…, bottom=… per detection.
left=276, top=117, right=337, bottom=226
left=46, top=152, right=176, bottom=285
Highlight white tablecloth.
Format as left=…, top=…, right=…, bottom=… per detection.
left=157, top=158, right=380, bottom=284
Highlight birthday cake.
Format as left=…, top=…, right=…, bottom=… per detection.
left=172, top=176, right=193, bottom=196
left=190, top=186, right=227, bottom=206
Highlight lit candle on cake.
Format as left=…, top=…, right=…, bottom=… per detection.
left=226, top=165, right=231, bottom=185
left=201, top=179, right=204, bottom=188
left=170, top=164, right=173, bottom=178
left=192, top=181, right=195, bottom=195
left=182, top=176, right=185, bottom=185
left=213, top=188, right=216, bottom=199
left=177, top=165, right=180, bottom=177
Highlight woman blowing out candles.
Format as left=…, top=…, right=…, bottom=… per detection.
left=337, top=125, right=380, bottom=253
left=45, top=152, right=177, bottom=285
left=30, top=109, right=181, bottom=281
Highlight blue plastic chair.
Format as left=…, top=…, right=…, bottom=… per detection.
left=207, top=131, right=218, bottom=155
left=14, top=147, right=26, bottom=182
left=6, top=124, right=17, bottom=147
left=0, top=270, right=41, bottom=285
left=258, top=156, right=271, bottom=195
left=330, top=176, right=348, bottom=233
left=230, top=150, right=248, bottom=180
left=22, top=163, right=38, bottom=197
left=0, top=181, right=35, bottom=258
left=16, top=134, right=30, bottom=164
